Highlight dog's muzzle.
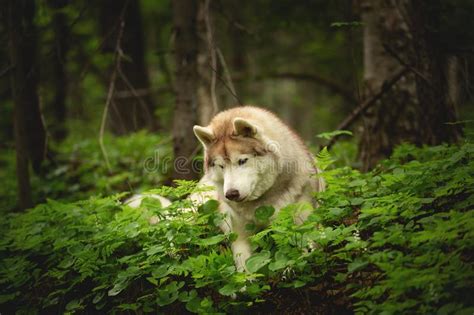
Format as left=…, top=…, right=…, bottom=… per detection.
left=225, top=189, right=241, bottom=201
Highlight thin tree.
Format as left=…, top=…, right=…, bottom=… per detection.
left=99, top=0, right=157, bottom=135
left=358, top=0, right=461, bottom=170
left=6, top=0, right=47, bottom=210
left=408, top=0, right=462, bottom=143
left=48, top=0, right=69, bottom=141
left=171, top=0, right=200, bottom=180
left=196, top=0, right=218, bottom=126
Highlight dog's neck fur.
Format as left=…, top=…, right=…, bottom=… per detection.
left=225, top=161, right=317, bottom=218
left=203, top=106, right=320, bottom=216
left=194, top=106, right=324, bottom=272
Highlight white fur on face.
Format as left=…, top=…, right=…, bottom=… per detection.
left=208, top=153, right=278, bottom=202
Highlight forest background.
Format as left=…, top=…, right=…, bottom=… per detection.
left=1, top=0, right=473, bottom=313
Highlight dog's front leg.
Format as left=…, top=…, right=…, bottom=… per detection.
left=230, top=215, right=252, bottom=272
left=232, top=236, right=252, bottom=272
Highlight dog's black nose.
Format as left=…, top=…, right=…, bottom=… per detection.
left=225, top=189, right=240, bottom=201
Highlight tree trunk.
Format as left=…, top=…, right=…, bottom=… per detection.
left=358, top=0, right=461, bottom=171
left=446, top=56, right=460, bottom=108
left=49, top=0, right=69, bottom=141
left=358, top=0, right=416, bottom=170
left=6, top=0, right=46, bottom=209
left=99, top=0, right=156, bottom=135
left=227, top=0, right=247, bottom=106
left=196, top=0, right=217, bottom=125
left=172, top=0, right=200, bottom=180
left=408, top=0, right=462, bottom=143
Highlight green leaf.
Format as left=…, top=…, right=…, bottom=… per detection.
left=156, top=281, right=184, bottom=307
left=146, top=277, right=158, bottom=286
left=245, top=223, right=257, bottom=232
left=255, top=206, right=275, bottom=222
left=348, top=259, right=368, bottom=273
left=246, top=250, right=271, bottom=273
left=438, top=303, right=462, bottom=315
left=455, top=307, right=474, bottom=315
left=141, top=196, right=165, bottom=211
left=152, top=264, right=171, bottom=278
left=201, top=199, right=219, bottom=213
left=316, top=147, right=335, bottom=170
left=118, top=303, right=139, bottom=311
left=316, top=129, right=353, bottom=140
left=218, top=284, right=238, bottom=296
left=348, top=179, right=367, bottom=187
left=197, top=234, right=226, bottom=246
left=65, top=299, right=83, bottom=311
left=330, top=21, right=364, bottom=28
left=292, top=280, right=307, bottom=288
left=329, top=207, right=344, bottom=216
left=92, top=291, right=105, bottom=304
left=268, top=251, right=290, bottom=271
left=186, top=296, right=202, bottom=313
left=108, top=280, right=128, bottom=297
left=350, top=197, right=364, bottom=206
left=146, top=245, right=165, bottom=256
left=0, top=293, right=18, bottom=304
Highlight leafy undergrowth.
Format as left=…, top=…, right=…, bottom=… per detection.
left=0, top=131, right=172, bottom=212
left=0, top=143, right=473, bottom=314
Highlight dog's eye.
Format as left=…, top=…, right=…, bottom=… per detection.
left=238, top=158, right=248, bottom=166
left=210, top=161, right=224, bottom=169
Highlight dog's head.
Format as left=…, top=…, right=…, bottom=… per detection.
left=193, top=118, right=279, bottom=203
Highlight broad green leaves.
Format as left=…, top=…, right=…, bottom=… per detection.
left=246, top=250, right=272, bottom=273
left=316, top=129, right=353, bottom=140
left=197, top=234, right=226, bottom=246
left=1, top=143, right=473, bottom=313
left=254, top=206, right=275, bottom=223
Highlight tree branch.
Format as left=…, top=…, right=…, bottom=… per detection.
left=208, top=60, right=244, bottom=105
left=0, top=64, right=14, bottom=78
left=203, top=0, right=218, bottom=116
left=216, top=48, right=238, bottom=99
left=236, top=72, right=356, bottom=104
left=99, top=0, right=129, bottom=171
left=382, top=43, right=430, bottom=84
left=325, top=67, right=410, bottom=149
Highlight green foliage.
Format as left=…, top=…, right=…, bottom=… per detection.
left=1, top=143, right=473, bottom=313
left=0, top=186, right=237, bottom=313
left=48, top=131, right=172, bottom=198
left=0, top=132, right=172, bottom=212
left=330, top=21, right=364, bottom=28
left=316, top=146, right=335, bottom=170
left=316, top=129, right=353, bottom=140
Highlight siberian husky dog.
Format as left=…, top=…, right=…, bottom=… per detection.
left=192, top=106, right=325, bottom=271
left=127, top=106, right=324, bottom=272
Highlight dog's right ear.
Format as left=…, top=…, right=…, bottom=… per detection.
left=193, top=125, right=215, bottom=148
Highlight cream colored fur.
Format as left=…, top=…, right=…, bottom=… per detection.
left=126, top=106, right=324, bottom=272
left=193, top=106, right=325, bottom=271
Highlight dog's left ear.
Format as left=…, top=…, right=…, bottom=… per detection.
left=193, top=125, right=215, bottom=148
left=233, top=118, right=259, bottom=137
